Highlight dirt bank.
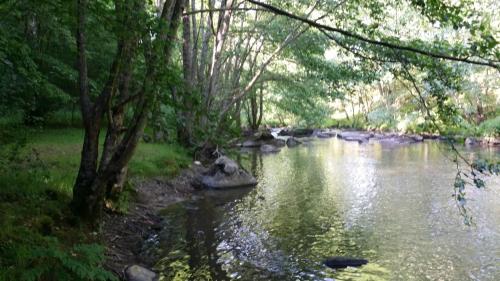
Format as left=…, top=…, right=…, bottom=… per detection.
left=101, top=167, right=201, bottom=279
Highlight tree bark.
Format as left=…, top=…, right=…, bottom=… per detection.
left=72, top=0, right=185, bottom=222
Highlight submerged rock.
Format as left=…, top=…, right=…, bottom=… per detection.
left=242, top=139, right=261, bottom=147
left=323, top=257, right=368, bottom=269
left=200, top=156, right=257, bottom=189
left=260, top=144, right=281, bottom=153
left=269, top=138, right=286, bottom=147
left=316, top=132, right=333, bottom=138
left=286, top=137, right=301, bottom=147
left=313, top=129, right=336, bottom=138
left=377, top=135, right=422, bottom=145
left=409, top=134, right=424, bottom=142
left=338, top=131, right=372, bottom=143
left=125, top=265, right=157, bottom=281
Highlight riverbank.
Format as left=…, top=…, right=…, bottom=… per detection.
left=0, top=127, right=191, bottom=280
left=100, top=156, right=260, bottom=280
left=1, top=126, right=497, bottom=280
left=101, top=172, right=197, bottom=279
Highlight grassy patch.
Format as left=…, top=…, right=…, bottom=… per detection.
left=0, top=127, right=190, bottom=280
left=27, top=128, right=191, bottom=189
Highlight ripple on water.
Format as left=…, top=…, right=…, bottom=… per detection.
left=153, top=139, right=500, bottom=280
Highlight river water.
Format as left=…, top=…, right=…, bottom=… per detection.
left=151, top=139, right=500, bottom=281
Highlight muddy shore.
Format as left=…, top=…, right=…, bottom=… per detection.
left=101, top=169, right=199, bottom=279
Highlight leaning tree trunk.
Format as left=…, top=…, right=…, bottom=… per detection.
left=72, top=0, right=185, bottom=222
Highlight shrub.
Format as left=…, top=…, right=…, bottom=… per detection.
left=478, top=116, right=500, bottom=137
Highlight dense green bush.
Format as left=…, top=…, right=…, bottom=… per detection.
left=478, top=115, right=500, bottom=137
left=367, top=108, right=395, bottom=130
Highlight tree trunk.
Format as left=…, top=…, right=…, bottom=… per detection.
left=72, top=0, right=185, bottom=222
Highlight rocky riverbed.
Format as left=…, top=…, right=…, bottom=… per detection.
left=236, top=128, right=500, bottom=152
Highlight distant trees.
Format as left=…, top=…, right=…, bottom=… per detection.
left=173, top=0, right=319, bottom=145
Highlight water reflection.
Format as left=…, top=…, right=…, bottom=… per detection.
left=154, top=139, right=500, bottom=280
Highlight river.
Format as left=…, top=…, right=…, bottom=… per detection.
left=150, top=138, right=500, bottom=280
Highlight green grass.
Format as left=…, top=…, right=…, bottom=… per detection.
left=0, top=127, right=190, bottom=280
left=28, top=128, right=191, bottom=189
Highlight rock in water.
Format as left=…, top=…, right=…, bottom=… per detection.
left=215, top=156, right=238, bottom=174
left=125, top=265, right=157, bottom=281
left=200, top=156, right=257, bottom=189
left=260, top=144, right=281, bottom=153
left=286, top=137, right=301, bottom=147
left=278, top=128, right=314, bottom=137
left=269, top=138, right=286, bottom=147
left=323, top=257, right=368, bottom=269
left=465, top=137, right=478, bottom=146
left=242, top=139, right=261, bottom=147
left=254, top=130, right=275, bottom=141
left=337, top=131, right=372, bottom=143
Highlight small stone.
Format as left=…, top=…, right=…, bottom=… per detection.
left=125, top=265, right=157, bottom=281
left=465, top=137, right=478, bottom=146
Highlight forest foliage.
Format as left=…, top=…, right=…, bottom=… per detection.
left=0, top=0, right=499, bottom=279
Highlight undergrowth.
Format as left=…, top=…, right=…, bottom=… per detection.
left=0, top=126, right=190, bottom=280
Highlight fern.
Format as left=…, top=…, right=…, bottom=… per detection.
left=1, top=237, right=116, bottom=281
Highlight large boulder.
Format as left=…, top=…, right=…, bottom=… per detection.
left=254, top=130, right=275, bottom=141
left=278, top=128, right=314, bottom=137
left=125, top=265, right=157, bottom=281
left=200, top=156, right=257, bottom=189
left=286, top=137, right=301, bottom=147
left=260, top=144, right=281, bottom=153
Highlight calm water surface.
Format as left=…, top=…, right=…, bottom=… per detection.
left=152, top=139, right=500, bottom=281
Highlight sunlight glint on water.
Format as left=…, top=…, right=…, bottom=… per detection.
left=155, top=139, right=500, bottom=281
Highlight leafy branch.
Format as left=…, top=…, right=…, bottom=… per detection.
left=248, top=0, right=500, bottom=70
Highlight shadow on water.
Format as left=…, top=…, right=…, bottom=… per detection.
left=151, top=139, right=500, bottom=281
